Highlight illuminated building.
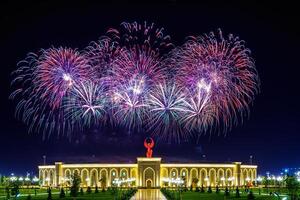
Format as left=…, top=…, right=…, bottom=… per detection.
left=38, top=139, right=257, bottom=188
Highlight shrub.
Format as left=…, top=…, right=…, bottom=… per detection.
left=224, top=186, right=230, bottom=196
left=95, top=185, right=99, bottom=193
left=70, top=173, right=81, bottom=197
left=200, top=185, right=205, bottom=193
left=80, top=188, right=84, bottom=195
left=207, top=186, right=212, bottom=193
left=235, top=187, right=240, bottom=198
left=247, top=191, right=255, bottom=200
left=216, top=185, right=220, bottom=194
left=47, top=188, right=52, bottom=200
left=59, top=188, right=65, bottom=198
left=26, top=194, right=32, bottom=200
left=86, top=186, right=92, bottom=194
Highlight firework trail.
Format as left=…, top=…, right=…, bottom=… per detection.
left=10, top=55, right=70, bottom=139
left=33, top=47, right=95, bottom=109
left=180, top=79, right=216, bottom=134
left=64, top=80, right=108, bottom=128
left=147, top=83, right=186, bottom=142
left=84, top=36, right=120, bottom=80
left=107, top=22, right=173, bottom=129
left=170, top=29, right=259, bottom=133
left=10, top=48, right=94, bottom=138
left=10, top=23, right=259, bottom=142
left=110, top=78, right=149, bottom=130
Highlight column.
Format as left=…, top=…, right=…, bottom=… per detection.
left=233, top=162, right=241, bottom=186
left=55, top=162, right=63, bottom=187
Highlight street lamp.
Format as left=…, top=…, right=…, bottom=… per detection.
left=10, top=173, right=17, bottom=182
left=256, top=176, right=262, bottom=182
left=32, top=176, right=39, bottom=182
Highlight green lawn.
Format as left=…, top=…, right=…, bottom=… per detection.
left=1, top=193, right=116, bottom=200
left=181, top=192, right=278, bottom=200
left=162, top=189, right=285, bottom=200
left=0, top=187, right=59, bottom=196
left=0, top=188, right=134, bottom=200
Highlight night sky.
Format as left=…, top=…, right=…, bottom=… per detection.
left=1, top=1, right=299, bottom=176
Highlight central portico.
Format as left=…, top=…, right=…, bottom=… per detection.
left=137, top=157, right=161, bottom=188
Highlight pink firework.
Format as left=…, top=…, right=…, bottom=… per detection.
left=33, top=47, right=96, bottom=109
left=107, top=22, right=173, bottom=129
left=84, top=35, right=120, bottom=80
left=171, top=29, right=259, bottom=132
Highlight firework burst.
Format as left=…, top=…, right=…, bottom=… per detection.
left=64, top=80, right=108, bottom=128
left=10, top=53, right=72, bottom=138
left=147, top=83, right=186, bottom=142
left=10, top=23, right=259, bottom=142
left=110, top=77, right=149, bottom=130
left=107, top=22, right=172, bottom=129
left=180, top=79, right=216, bottom=134
left=33, top=47, right=95, bottom=109
left=171, top=29, right=259, bottom=132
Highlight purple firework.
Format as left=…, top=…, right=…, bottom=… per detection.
left=170, top=29, right=259, bottom=132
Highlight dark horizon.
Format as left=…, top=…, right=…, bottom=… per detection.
left=1, top=1, right=299, bottom=176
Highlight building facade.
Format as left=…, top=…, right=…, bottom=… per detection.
left=38, top=157, right=257, bottom=188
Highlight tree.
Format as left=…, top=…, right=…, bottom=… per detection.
left=100, top=176, right=106, bottom=191
left=0, top=175, right=5, bottom=185
left=207, top=186, right=212, bottom=193
left=200, top=184, right=205, bottom=193
left=247, top=191, right=255, bottom=200
left=10, top=180, right=20, bottom=197
left=59, top=188, right=65, bottom=198
left=235, top=187, right=240, bottom=198
left=86, top=186, right=92, bottom=194
left=192, top=178, right=199, bottom=189
left=216, top=185, right=220, bottom=194
left=262, top=176, right=270, bottom=192
left=285, top=175, right=300, bottom=200
left=70, top=172, right=81, bottom=197
left=182, top=176, right=187, bottom=188
left=47, top=188, right=52, bottom=200
left=5, top=186, right=10, bottom=199
left=224, top=186, right=230, bottom=196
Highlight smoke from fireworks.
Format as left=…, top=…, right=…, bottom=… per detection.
left=10, top=22, right=259, bottom=142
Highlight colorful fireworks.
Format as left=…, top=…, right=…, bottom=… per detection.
left=64, top=80, right=108, bottom=128
left=10, top=22, right=259, bottom=142
left=170, top=29, right=259, bottom=132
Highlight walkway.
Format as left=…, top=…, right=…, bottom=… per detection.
left=130, top=189, right=167, bottom=200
